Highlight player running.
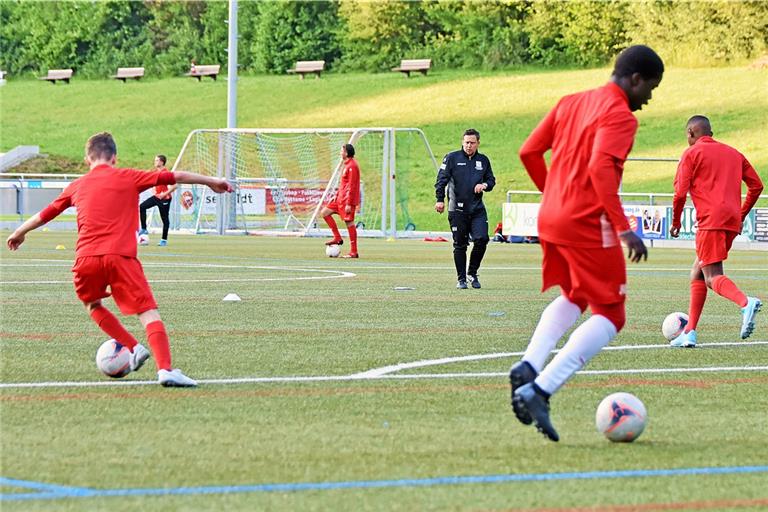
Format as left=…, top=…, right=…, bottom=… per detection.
left=510, top=45, right=664, bottom=441
left=668, top=115, right=764, bottom=347
left=320, top=143, right=361, bottom=258
left=6, top=132, right=233, bottom=387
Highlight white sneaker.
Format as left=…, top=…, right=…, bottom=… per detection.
left=130, top=344, right=151, bottom=371
left=670, top=329, right=697, bottom=348
left=740, top=297, right=762, bottom=339
left=158, top=369, right=198, bottom=387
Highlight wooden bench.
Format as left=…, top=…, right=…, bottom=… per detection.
left=39, top=69, right=73, bottom=84
left=391, top=59, right=432, bottom=77
left=186, top=64, right=220, bottom=81
left=112, top=67, right=145, bottom=82
left=286, top=60, right=325, bottom=79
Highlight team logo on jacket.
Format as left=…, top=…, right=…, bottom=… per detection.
left=475, top=161, right=483, bottom=170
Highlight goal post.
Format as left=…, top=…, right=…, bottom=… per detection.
left=165, top=128, right=439, bottom=238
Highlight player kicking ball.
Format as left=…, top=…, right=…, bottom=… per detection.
left=510, top=45, right=664, bottom=441
left=669, top=116, right=764, bottom=348
left=6, top=132, right=233, bottom=387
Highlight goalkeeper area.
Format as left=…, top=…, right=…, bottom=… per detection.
left=167, top=128, right=439, bottom=237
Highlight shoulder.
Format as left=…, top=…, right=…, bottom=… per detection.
left=443, top=150, right=461, bottom=163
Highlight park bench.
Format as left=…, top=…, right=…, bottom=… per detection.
left=391, top=59, right=431, bottom=77
left=39, top=69, right=73, bottom=84
left=186, top=64, right=220, bottom=81
left=286, top=60, right=325, bottom=79
left=112, top=67, right=145, bottom=82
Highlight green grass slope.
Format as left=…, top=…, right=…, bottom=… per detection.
left=1, top=66, right=766, bottom=229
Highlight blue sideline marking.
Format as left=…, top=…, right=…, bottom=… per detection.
left=2, top=465, right=767, bottom=501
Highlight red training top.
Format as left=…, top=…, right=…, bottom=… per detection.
left=39, top=165, right=176, bottom=258
left=672, top=136, right=763, bottom=233
left=154, top=167, right=171, bottom=198
left=337, top=158, right=361, bottom=206
left=519, top=82, right=637, bottom=248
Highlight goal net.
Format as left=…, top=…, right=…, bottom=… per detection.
left=165, top=128, right=438, bottom=237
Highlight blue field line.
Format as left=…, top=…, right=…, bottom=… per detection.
left=2, top=465, right=767, bottom=501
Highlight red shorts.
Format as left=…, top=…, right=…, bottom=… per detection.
left=325, top=200, right=355, bottom=222
left=72, top=255, right=157, bottom=315
left=541, top=240, right=627, bottom=306
left=695, top=230, right=737, bottom=266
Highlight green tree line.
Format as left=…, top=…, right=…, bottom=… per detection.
left=1, top=0, right=766, bottom=77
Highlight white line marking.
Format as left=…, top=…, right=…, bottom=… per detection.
left=352, top=341, right=768, bottom=378
left=2, top=366, right=768, bottom=389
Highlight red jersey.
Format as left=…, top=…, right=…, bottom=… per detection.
left=337, top=158, right=360, bottom=206
left=154, top=167, right=171, bottom=198
left=39, top=165, right=176, bottom=258
left=519, top=82, right=637, bottom=248
left=672, top=136, right=763, bottom=233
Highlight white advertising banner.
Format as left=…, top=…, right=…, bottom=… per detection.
left=502, top=202, right=540, bottom=236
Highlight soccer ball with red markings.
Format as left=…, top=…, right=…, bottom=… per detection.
left=596, top=392, right=647, bottom=442
left=137, top=233, right=150, bottom=246
left=95, top=339, right=132, bottom=378
left=662, top=312, right=689, bottom=341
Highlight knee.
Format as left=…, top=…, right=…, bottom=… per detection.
left=473, top=236, right=489, bottom=247
left=84, top=301, right=102, bottom=313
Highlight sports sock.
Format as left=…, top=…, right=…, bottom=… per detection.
left=324, top=216, right=341, bottom=240
left=522, top=295, right=583, bottom=373
left=348, top=224, right=358, bottom=254
left=686, top=279, right=708, bottom=331
left=711, top=275, right=748, bottom=308
left=145, top=321, right=172, bottom=371
left=89, top=305, right=138, bottom=351
left=535, top=314, right=617, bottom=395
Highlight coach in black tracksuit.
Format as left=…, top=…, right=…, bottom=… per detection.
left=435, top=128, right=496, bottom=289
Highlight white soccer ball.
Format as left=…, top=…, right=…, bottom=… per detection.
left=137, top=233, right=150, bottom=246
left=95, top=339, right=132, bottom=378
left=596, top=392, right=647, bottom=442
left=325, top=244, right=340, bottom=258
left=662, top=312, right=689, bottom=341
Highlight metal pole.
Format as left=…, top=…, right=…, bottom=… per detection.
left=226, top=0, right=238, bottom=130
left=389, top=129, right=397, bottom=239
left=380, top=130, right=389, bottom=235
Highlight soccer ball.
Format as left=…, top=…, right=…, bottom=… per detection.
left=325, top=244, right=340, bottom=258
left=662, top=312, right=689, bottom=341
left=95, top=339, right=132, bottom=378
left=137, top=233, right=150, bottom=246
left=596, top=392, right=647, bottom=442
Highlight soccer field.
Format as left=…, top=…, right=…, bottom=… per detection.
left=1, top=232, right=767, bottom=511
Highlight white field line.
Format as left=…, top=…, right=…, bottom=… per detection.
left=2, top=365, right=768, bottom=389
left=351, top=340, right=768, bottom=378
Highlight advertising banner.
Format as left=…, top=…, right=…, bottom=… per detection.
left=623, top=205, right=667, bottom=240
left=502, top=202, right=540, bottom=236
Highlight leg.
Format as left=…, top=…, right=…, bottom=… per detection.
left=320, top=205, right=343, bottom=244
left=686, top=260, right=707, bottom=333
left=467, top=210, right=489, bottom=286
left=158, top=200, right=171, bottom=241
left=449, top=211, right=470, bottom=284
left=139, top=196, right=158, bottom=232
left=86, top=299, right=139, bottom=351
left=138, top=309, right=171, bottom=371
left=345, top=219, right=358, bottom=257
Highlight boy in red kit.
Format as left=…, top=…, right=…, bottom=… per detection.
left=320, top=143, right=361, bottom=258
left=139, top=154, right=176, bottom=247
left=6, top=132, right=233, bottom=387
left=510, top=45, right=664, bottom=441
left=669, top=116, right=764, bottom=347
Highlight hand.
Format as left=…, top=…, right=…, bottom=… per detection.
left=435, top=202, right=445, bottom=214
left=669, top=225, right=680, bottom=238
left=474, top=183, right=487, bottom=193
left=209, top=179, right=233, bottom=193
left=618, top=230, right=647, bottom=263
left=344, top=205, right=352, bottom=214
left=6, top=232, right=25, bottom=251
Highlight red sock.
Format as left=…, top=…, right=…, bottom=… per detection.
left=324, top=216, right=341, bottom=240
left=711, top=275, right=748, bottom=308
left=145, top=321, right=172, bottom=371
left=686, top=280, right=707, bottom=331
left=89, top=305, right=138, bottom=351
left=347, top=224, right=358, bottom=254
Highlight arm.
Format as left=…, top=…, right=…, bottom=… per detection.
left=343, top=164, right=361, bottom=214
left=475, top=157, right=496, bottom=194
left=434, top=156, right=451, bottom=213
left=7, top=188, right=72, bottom=250
left=159, top=184, right=178, bottom=199
left=740, top=158, right=764, bottom=221
left=519, top=107, right=557, bottom=192
left=173, top=172, right=233, bottom=193
left=7, top=213, right=46, bottom=250
left=670, top=154, right=692, bottom=237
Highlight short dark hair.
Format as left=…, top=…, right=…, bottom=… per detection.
left=85, top=132, right=117, bottom=161
left=686, top=115, right=712, bottom=134
left=612, top=45, right=664, bottom=80
left=463, top=128, right=480, bottom=140
left=156, top=154, right=167, bottom=165
left=344, top=143, right=355, bottom=157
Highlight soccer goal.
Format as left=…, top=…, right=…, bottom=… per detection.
left=165, top=128, right=439, bottom=238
